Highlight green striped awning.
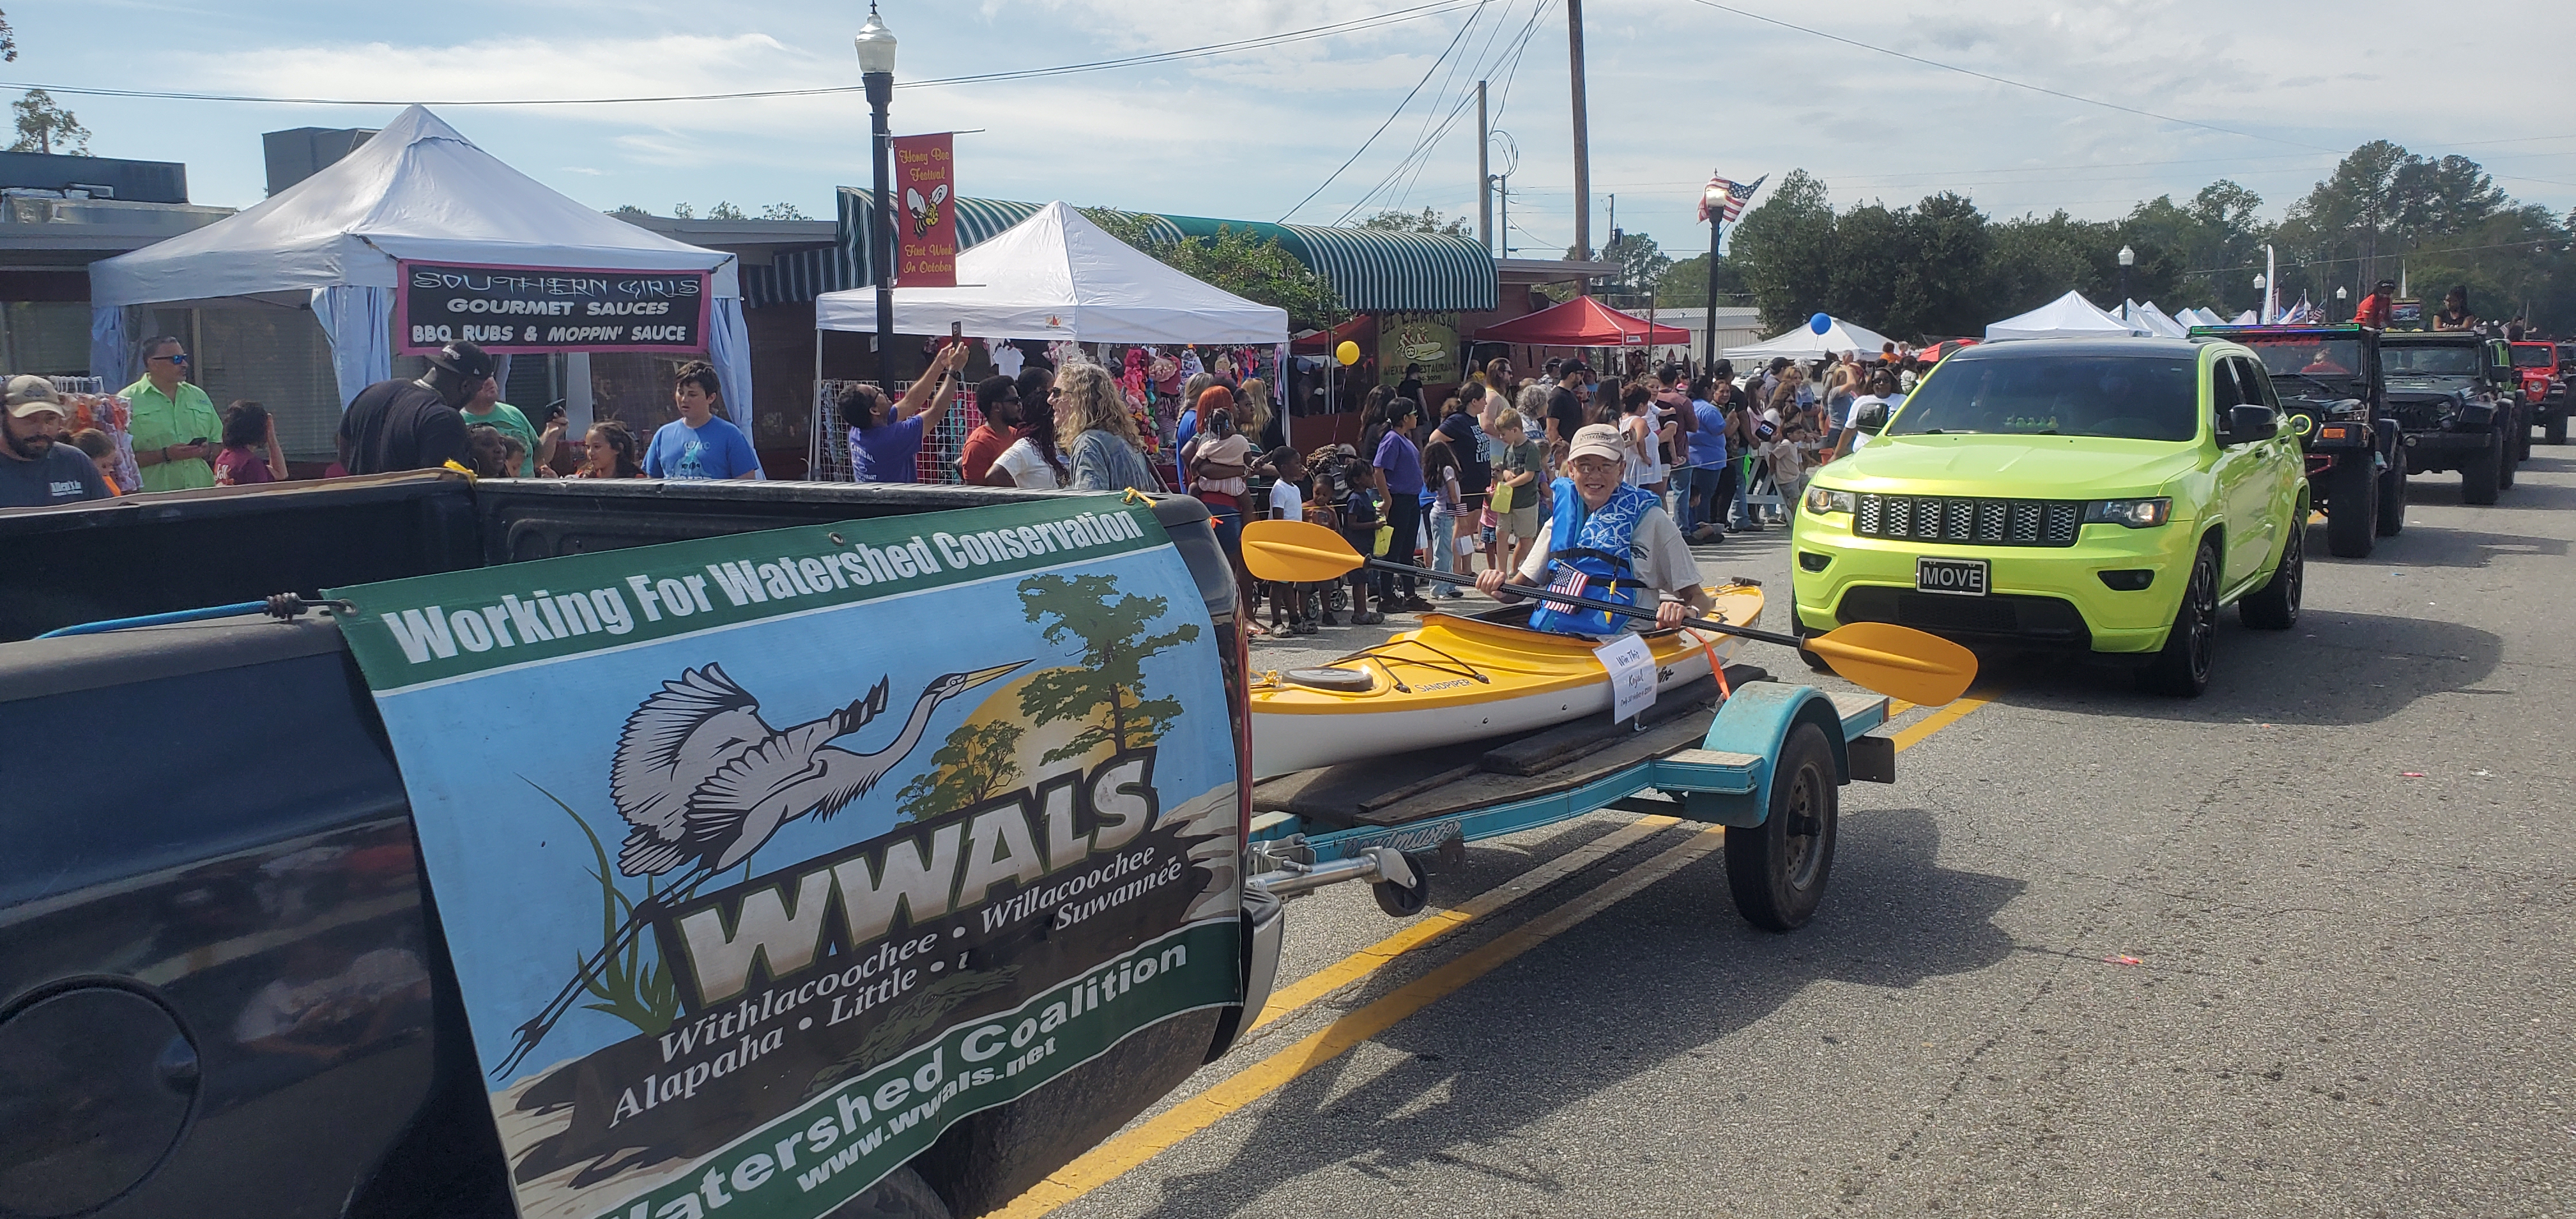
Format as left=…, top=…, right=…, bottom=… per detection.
left=744, top=190, right=1492, bottom=314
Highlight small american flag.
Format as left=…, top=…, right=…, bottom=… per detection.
left=1539, top=567, right=1590, bottom=616
left=1699, top=172, right=1767, bottom=224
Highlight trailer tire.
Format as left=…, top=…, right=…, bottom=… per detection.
left=1372, top=852, right=1434, bottom=917
left=1725, top=721, right=1839, bottom=932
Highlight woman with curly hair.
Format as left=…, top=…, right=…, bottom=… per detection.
left=1060, top=362, right=1163, bottom=493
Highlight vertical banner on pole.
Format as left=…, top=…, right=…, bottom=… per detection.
left=891, top=134, right=959, bottom=288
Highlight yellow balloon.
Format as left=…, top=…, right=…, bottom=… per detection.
left=1335, top=340, right=1361, bottom=367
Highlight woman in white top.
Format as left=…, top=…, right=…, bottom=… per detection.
left=980, top=389, right=1069, bottom=489
left=1618, top=382, right=1667, bottom=492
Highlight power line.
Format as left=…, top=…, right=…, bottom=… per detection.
left=1276, top=2, right=1491, bottom=223
left=0, top=2, right=1481, bottom=107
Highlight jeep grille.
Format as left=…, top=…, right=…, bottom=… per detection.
left=1853, top=494, right=2082, bottom=547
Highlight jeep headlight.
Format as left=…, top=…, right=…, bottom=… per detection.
left=2083, top=498, right=2172, bottom=528
left=1804, top=486, right=1855, bottom=515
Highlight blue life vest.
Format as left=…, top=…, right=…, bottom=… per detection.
left=1528, top=478, right=1659, bottom=636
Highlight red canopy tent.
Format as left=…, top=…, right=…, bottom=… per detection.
left=1471, top=295, right=1689, bottom=347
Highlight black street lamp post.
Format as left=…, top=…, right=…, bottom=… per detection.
left=1703, top=181, right=1725, bottom=370
left=855, top=6, right=899, bottom=379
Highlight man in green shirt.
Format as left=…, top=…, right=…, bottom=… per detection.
left=459, top=374, right=540, bottom=477
left=124, top=335, right=224, bottom=493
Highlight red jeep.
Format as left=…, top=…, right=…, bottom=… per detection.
left=2513, top=341, right=2568, bottom=445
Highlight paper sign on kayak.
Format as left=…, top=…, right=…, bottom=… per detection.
left=1593, top=633, right=1657, bottom=724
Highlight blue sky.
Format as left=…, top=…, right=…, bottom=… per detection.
left=20, top=1, right=2576, bottom=260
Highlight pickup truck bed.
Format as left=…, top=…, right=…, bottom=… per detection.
left=0, top=473, right=1240, bottom=1219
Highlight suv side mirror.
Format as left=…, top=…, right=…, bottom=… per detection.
left=2225, top=404, right=2278, bottom=443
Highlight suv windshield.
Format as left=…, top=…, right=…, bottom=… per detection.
left=2381, top=345, right=2480, bottom=376
left=1889, top=354, right=2198, bottom=441
left=2243, top=339, right=2366, bottom=383
left=2512, top=345, right=2554, bottom=368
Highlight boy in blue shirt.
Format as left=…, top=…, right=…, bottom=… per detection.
left=643, top=361, right=763, bottom=480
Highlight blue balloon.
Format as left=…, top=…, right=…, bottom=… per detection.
left=1809, top=312, right=1832, bottom=335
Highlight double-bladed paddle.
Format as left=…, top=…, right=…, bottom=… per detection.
left=1240, top=518, right=1977, bottom=707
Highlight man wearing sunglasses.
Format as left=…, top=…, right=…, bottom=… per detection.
left=125, top=335, right=224, bottom=493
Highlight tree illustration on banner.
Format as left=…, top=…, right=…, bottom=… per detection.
left=1016, top=574, right=1200, bottom=763
left=895, top=719, right=1025, bottom=822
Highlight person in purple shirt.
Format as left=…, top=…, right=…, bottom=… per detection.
left=1372, top=396, right=1428, bottom=610
left=841, top=342, right=969, bottom=482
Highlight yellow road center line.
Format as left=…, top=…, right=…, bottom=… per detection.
left=1252, top=814, right=1681, bottom=1029
left=995, top=826, right=1731, bottom=1217
left=999, top=694, right=1995, bottom=1216
left=1892, top=694, right=1991, bottom=752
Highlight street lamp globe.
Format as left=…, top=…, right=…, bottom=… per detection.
left=854, top=6, right=898, bottom=75
left=2117, top=245, right=2135, bottom=268
left=2336, top=286, right=2348, bottom=301
left=2253, top=273, right=2267, bottom=291
left=1705, top=184, right=1726, bottom=211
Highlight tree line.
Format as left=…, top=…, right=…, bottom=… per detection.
left=1646, top=141, right=2576, bottom=341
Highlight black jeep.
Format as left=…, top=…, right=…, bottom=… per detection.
left=2222, top=325, right=2404, bottom=557
left=2379, top=330, right=2524, bottom=505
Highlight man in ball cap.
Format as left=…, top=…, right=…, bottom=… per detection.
left=0, top=375, right=111, bottom=507
left=2352, top=278, right=2398, bottom=330
left=1475, top=422, right=1710, bottom=636
left=337, top=340, right=490, bottom=475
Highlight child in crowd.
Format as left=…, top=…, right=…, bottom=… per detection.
left=1265, top=447, right=1318, bottom=635
left=213, top=400, right=286, bottom=486
left=1336, top=450, right=1384, bottom=625
left=498, top=434, right=533, bottom=479
left=572, top=420, right=643, bottom=479
left=70, top=430, right=123, bottom=494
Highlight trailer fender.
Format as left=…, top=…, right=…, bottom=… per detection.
left=1682, top=682, right=1851, bottom=827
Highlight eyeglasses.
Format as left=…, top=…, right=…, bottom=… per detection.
left=149, top=353, right=190, bottom=365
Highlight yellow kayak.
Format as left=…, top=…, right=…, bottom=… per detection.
left=1249, top=584, right=1763, bottom=779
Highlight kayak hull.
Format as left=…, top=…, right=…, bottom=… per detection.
left=1249, top=586, right=1762, bottom=779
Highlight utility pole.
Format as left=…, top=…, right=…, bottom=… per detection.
left=1476, top=80, right=1491, bottom=254
left=1567, top=0, right=1591, bottom=268
left=1497, top=176, right=1511, bottom=258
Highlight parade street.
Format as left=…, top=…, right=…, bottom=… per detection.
left=1025, top=451, right=2575, bottom=1219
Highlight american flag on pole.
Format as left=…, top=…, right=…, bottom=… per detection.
left=1538, top=567, right=1590, bottom=617
left=1699, top=172, right=1767, bottom=224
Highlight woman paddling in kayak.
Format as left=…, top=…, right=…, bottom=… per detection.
left=1475, top=422, right=1714, bottom=636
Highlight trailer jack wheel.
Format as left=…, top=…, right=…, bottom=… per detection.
left=1370, top=848, right=1434, bottom=917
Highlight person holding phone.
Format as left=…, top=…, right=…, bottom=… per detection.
left=125, top=335, right=224, bottom=492
left=842, top=341, right=969, bottom=483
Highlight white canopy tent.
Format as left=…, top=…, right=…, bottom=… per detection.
left=1985, top=290, right=2150, bottom=341
left=2173, top=307, right=2225, bottom=328
left=91, top=105, right=749, bottom=417
left=2123, top=300, right=2189, bottom=338
left=815, top=202, right=1289, bottom=345
left=1721, top=314, right=1895, bottom=362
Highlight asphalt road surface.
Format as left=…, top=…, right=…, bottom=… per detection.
left=999, top=450, right=2574, bottom=1218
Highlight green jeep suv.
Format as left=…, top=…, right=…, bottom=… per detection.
left=1793, top=337, right=2308, bottom=697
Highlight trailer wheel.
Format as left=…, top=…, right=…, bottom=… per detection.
left=1725, top=721, right=1839, bottom=931
left=1372, top=852, right=1434, bottom=917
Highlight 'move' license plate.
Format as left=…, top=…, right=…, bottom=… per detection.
left=1915, top=556, right=1989, bottom=597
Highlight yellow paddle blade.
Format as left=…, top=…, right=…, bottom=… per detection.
left=1243, top=519, right=1367, bottom=583
left=1804, top=622, right=1979, bottom=707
